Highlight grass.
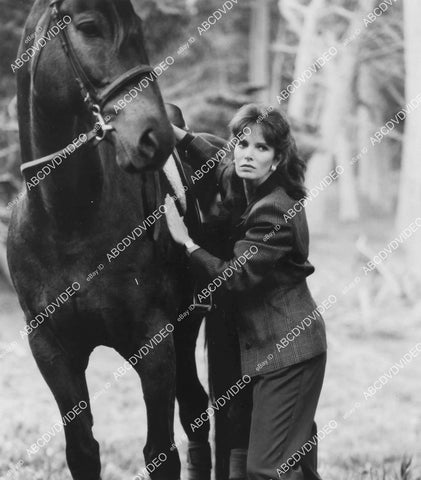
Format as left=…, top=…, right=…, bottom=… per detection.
left=1, top=214, right=420, bottom=479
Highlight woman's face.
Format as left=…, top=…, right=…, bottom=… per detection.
left=234, top=124, right=280, bottom=186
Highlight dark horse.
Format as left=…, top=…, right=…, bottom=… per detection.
left=7, top=0, right=217, bottom=479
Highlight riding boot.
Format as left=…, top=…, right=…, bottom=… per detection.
left=229, top=448, right=248, bottom=480
left=186, top=440, right=212, bottom=480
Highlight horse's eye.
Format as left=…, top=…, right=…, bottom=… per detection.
left=78, top=22, right=101, bottom=37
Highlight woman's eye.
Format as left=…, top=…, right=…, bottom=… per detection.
left=238, top=141, right=248, bottom=148
left=78, top=22, right=101, bottom=37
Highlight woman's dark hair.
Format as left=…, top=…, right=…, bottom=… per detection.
left=228, top=103, right=307, bottom=200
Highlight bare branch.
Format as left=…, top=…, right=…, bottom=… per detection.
left=270, top=43, right=297, bottom=54
left=283, top=0, right=307, bottom=16
left=360, top=45, right=403, bottom=63
left=323, top=5, right=354, bottom=21
left=279, top=0, right=303, bottom=34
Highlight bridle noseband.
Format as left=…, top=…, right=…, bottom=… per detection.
left=21, top=0, right=154, bottom=175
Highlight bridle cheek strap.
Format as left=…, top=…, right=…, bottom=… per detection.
left=22, top=0, right=154, bottom=175
left=98, top=65, right=153, bottom=108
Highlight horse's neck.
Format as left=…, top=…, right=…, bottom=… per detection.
left=26, top=108, right=105, bottom=232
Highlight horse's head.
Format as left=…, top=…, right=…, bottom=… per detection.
left=25, top=0, right=174, bottom=171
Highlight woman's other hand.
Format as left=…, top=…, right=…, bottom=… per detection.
left=164, top=194, right=191, bottom=245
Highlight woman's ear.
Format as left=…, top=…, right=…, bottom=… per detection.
left=271, top=156, right=282, bottom=172
left=274, top=155, right=283, bottom=168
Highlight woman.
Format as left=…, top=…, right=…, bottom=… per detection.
left=164, top=104, right=327, bottom=480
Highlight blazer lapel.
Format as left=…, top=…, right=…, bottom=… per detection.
left=235, top=172, right=281, bottom=227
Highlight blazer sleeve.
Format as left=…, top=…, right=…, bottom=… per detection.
left=180, top=134, right=232, bottom=192
left=189, top=200, right=293, bottom=293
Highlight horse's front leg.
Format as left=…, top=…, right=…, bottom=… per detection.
left=174, top=315, right=212, bottom=480
left=28, top=328, right=101, bottom=480
left=124, top=321, right=181, bottom=480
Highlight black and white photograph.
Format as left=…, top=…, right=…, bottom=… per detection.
left=0, top=0, right=420, bottom=479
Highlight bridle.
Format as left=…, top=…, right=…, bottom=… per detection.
left=21, top=0, right=154, bottom=175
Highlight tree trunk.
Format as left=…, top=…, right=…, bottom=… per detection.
left=0, top=220, right=12, bottom=287
left=269, top=23, right=287, bottom=103
left=249, top=0, right=271, bottom=102
left=357, top=65, right=394, bottom=213
left=286, top=0, right=325, bottom=123
left=396, top=0, right=421, bottom=278
left=307, top=39, right=359, bottom=225
left=304, top=39, right=337, bottom=230
left=305, top=152, right=335, bottom=234
left=334, top=50, right=359, bottom=222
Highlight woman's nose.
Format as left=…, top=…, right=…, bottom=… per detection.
left=244, top=150, right=253, bottom=161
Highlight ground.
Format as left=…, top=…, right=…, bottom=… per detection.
left=1, top=214, right=420, bottom=480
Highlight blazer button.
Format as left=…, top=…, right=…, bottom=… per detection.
left=245, top=342, right=252, bottom=350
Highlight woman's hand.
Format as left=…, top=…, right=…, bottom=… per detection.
left=164, top=194, right=191, bottom=245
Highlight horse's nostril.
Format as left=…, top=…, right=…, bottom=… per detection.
left=138, top=129, right=159, bottom=160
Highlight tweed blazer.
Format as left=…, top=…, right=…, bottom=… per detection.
left=180, top=134, right=327, bottom=377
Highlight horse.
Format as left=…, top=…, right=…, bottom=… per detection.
left=7, top=1, right=210, bottom=478
left=9, top=0, right=253, bottom=478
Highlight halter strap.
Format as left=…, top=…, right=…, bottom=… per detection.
left=49, top=0, right=98, bottom=108
left=21, top=0, right=155, bottom=176
left=97, top=65, right=153, bottom=107
left=20, top=129, right=98, bottom=174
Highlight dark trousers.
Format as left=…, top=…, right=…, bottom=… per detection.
left=246, top=353, right=326, bottom=480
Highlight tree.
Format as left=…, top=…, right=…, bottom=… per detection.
left=356, top=0, right=404, bottom=213
left=283, top=0, right=326, bottom=122
left=396, top=0, right=421, bottom=280
left=248, top=0, right=271, bottom=102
